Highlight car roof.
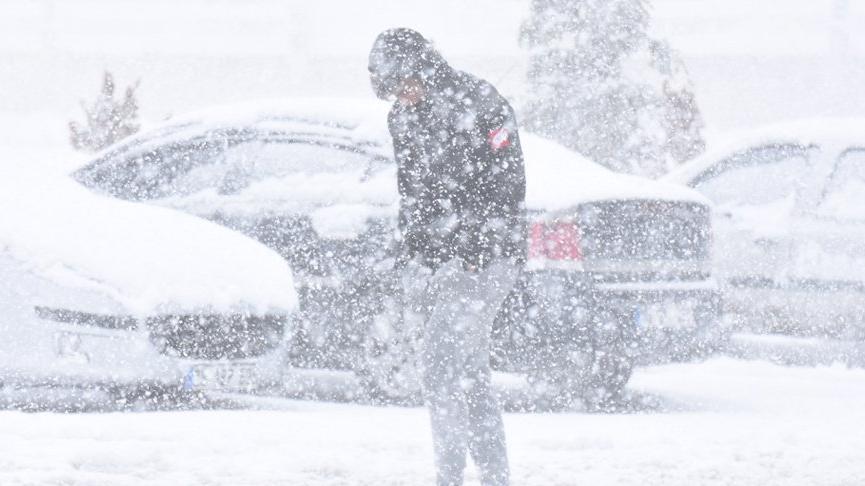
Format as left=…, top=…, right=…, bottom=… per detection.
left=83, top=98, right=393, bottom=167
left=0, top=165, right=297, bottom=316
left=665, top=117, right=865, bottom=185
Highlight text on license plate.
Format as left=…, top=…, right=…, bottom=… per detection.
left=635, top=301, right=696, bottom=329
left=187, top=363, right=257, bottom=391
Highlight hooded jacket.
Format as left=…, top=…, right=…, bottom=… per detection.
left=387, top=56, right=527, bottom=271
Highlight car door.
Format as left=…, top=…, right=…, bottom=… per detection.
left=791, top=147, right=865, bottom=337
left=688, top=143, right=816, bottom=329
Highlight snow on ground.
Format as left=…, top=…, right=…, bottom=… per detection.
left=1, top=358, right=864, bottom=486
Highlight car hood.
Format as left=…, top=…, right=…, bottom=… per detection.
left=0, top=166, right=297, bottom=316
left=521, top=134, right=710, bottom=211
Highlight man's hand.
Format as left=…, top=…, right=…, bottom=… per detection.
left=461, top=260, right=479, bottom=273
left=391, top=236, right=414, bottom=271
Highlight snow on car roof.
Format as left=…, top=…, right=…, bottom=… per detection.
left=0, top=166, right=297, bottom=316
left=169, top=97, right=391, bottom=134
left=82, top=98, right=393, bottom=168
left=665, top=117, right=865, bottom=184
left=71, top=99, right=395, bottom=181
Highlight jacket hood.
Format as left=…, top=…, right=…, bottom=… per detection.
left=368, top=28, right=451, bottom=99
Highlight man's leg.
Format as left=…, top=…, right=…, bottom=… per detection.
left=423, top=261, right=473, bottom=486
left=423, top=260, right=519, bottom=486
left=466, top=366, right=509, bottom=486
left=465, top=261, right=519, bottom=486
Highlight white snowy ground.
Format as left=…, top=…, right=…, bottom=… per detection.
left=1, top=357, right=864, bottom=486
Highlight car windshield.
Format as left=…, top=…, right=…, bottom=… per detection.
left=692, top=144, right=813, bottom=208
left=817, top=148, right=865, bottom=221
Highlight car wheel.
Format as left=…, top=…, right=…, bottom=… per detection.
left=528, top=306, right=635, bottom=411
left=582, top=345, right=634, bottom=411
left=581, top=306, right=635, bottom=409
left=525, top=345, right=595, bottom=410
left=355, top=296, right=423, bottom=405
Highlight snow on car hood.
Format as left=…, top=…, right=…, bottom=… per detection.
left=0, top=167, right=297, bottom=316
left=521, top=134, right=710, bottom=211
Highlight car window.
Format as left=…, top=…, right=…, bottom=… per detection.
left=227, top=140, right=377, bottom=177
left=169, top=140, right=382, bottom=196
left=692, top=144, right=812, bottom=207
left=141, top=138, right=231, bottom=196
left=77, top=136, right=229, bottom=200
left=817, top=148, right=865, bottom=220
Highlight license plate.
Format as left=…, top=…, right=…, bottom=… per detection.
left=635, top=301, right=696, bottom=329
left=186, top=362, right=257, bottom=392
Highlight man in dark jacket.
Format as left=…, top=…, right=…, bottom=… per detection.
left=369, top=28, right=526, bottom=486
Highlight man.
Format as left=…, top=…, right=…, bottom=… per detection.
left=368, top=28, right=527, bottom=486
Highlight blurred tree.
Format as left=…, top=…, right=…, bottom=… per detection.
left=69, top=72, right=140, bottom=153
left=520, top=0, right=705, bottom=177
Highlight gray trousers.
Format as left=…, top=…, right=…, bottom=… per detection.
left=405, top=259, right=519, bottom=486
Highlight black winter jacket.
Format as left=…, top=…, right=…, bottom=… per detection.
left=388, top=66, right=527, bottom=271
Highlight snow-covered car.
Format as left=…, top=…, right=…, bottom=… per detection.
left=665, top=118, right=865, bottom=339
left=72, top=99, right=720, bottom=404
left=0, top=166, right=297, bottom=407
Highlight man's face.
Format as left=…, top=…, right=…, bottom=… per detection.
left=396, top=77, right=425, bottom=106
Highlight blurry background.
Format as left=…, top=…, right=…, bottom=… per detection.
left=1, top=0, right=864, bottom=150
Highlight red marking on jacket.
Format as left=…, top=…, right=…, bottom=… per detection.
left=487, top=128, right=511, bottom=151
